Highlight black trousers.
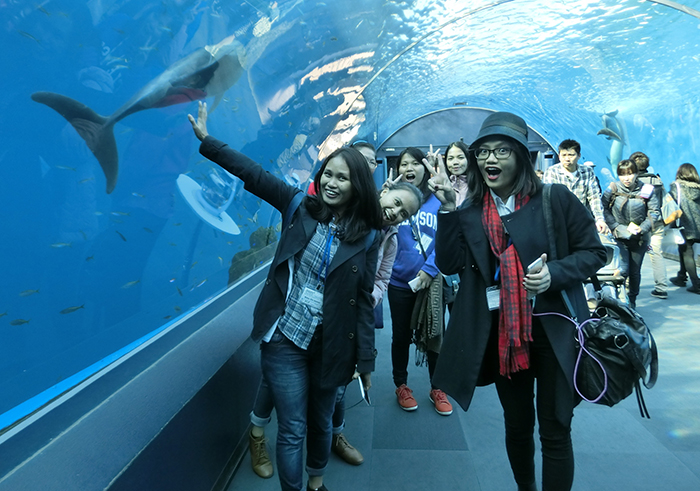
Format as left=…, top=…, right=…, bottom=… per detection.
left=387, top=284, right=439, bottom=388
left=492, top=319, right=574, bottom=491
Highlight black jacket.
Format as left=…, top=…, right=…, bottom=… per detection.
left=432, top=185, right=606, bottom=425
left=200, top=137, right=379, bottom=387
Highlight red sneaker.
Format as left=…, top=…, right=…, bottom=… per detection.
left=429, top=389, right=453, bottom=416
left=395, top=384, right=418, bottom=411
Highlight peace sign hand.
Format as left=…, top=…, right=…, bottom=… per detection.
left=425, top=144, right=441, bottom=167
left=422, top=153, right=457, bottom=210
left=382, top=168, right=405, bottom=192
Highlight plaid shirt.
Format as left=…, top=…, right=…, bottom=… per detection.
left=542, top=164, right=605, bottom=223
left=277, top=221, right=339, bottom=349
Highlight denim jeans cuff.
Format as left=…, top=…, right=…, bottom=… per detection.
left=306, top=463, right=327, bottom=477
left=332, top=421, right=345, bottom=435
left=250, top=410, right=272, bottom=427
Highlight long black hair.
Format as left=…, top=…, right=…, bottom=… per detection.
left=305, top=147, right=382, bottom=242
left=464, top=136, right=541, bottom=205
left=397, top=147, right=431, bottom=203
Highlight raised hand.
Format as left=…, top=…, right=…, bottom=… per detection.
left=425, top=144, right=441, bottom=167
left=422, top=153, right=457, bottom=210
left=381, top=167, right=404, bottom=193
left=187, top=101, right=209, bottom=141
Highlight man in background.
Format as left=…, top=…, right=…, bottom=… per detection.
left=543, top=139, right=610, bottom=234
left=631, top=151, right=669, bottom=299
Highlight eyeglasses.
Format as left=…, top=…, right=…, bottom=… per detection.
left=474, top=147, right=513, bottom=160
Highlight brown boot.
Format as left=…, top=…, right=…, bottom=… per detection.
left=249, top=429, right=274, bottom=478
left=331, top=433, right=364, bottom=465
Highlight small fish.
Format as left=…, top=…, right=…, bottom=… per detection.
left=176, top=286, right=183, bottom=296
left=110, top=218, right=124, bottom=224
left=111, top=211, right=130, bottom=216
left=132, top=192, right=145, bottom=198
left=116, top=231, right=127, bottom=241
left=174, top=306, right=181, bottom=312
left=86, top=255, right=95, bottom=261
left=19, top=289, right=40, bottom=297
left=143, top=227, right=153, bottom=233
left=330, top=36, right=338, bottom=41
left=0, top=312, right=8, bottom=318
left=10, top=319, right=31, bottom=326
left=190, top=278, right=207, bottom=291
left=121, top=280, right=140, bottom=289
left=78, top=177, right=95, bottom=184
left=80, top=230, right=88, bottom=240
left=190, top=261, right=198, bottom=269
left=60, top=305, right=85, bottom=314
left=51, top=242, right=72, bottom=248
left=217, top=256, right=224, bottom=265
left=174, top=222, right=182, bottom=226
left=163, top=315, right=172, bottom=320
left=55, top=165, right=77, bottom=171
left=94, top=211, right=104, bottom=216
left=17, top=30, right=41, bottom=44
left=169, top=278, right=176, bottom=283
left=37, top=5, right=51, bottom=16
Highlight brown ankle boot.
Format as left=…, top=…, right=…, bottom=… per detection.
left=249, top=429, right=274, bottom=478
left=331, top=433, right=364, bottom=465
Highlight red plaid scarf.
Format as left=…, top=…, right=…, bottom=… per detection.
left=482, top=192, right=533, bottom=377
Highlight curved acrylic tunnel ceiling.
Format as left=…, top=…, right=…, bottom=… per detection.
left=293, top=0, right=700, bottom=186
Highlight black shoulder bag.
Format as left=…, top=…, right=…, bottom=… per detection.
left=542, top=184, right=659, bottom=418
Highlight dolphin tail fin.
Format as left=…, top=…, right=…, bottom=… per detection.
left=31, top=91, right=118, bottom=194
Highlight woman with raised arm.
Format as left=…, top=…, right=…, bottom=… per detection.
left=427, top=112, right=606, bottom=491
left=189, top=102, right=382, bottom=491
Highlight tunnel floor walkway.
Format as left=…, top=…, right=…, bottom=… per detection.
left=228, top=259, right=700, bottom=491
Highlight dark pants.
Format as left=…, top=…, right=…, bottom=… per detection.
left=678, top=236, right=700, bottom=287
left=388, top=284, right=439, bottom=388
left=617, top=236, right=649, bottom=303
left=493, top=320, right=574, bottom=491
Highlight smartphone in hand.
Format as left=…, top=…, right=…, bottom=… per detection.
left=527, top=256, right=544, bottom=275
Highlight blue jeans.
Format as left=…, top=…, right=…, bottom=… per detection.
left=261, top=328, right=338, bottom=491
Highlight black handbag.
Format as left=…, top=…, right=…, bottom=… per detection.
left=542, top=184, right=659, bottom=418
left=573, top=296, right=658, bottom=418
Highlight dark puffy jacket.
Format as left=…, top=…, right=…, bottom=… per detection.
left=670, top=180, right=700, bottom=241
left=602, top=180, right=661, bottom=241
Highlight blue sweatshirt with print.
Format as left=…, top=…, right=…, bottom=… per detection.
left=389, top=194, right=441, bottom=289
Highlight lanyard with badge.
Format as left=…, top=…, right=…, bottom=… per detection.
left=486, top=236, right=511, bottom=311
left=299, top=220, right=336, bottom=314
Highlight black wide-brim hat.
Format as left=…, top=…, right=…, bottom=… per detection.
left=469, top=112, right=529, bottom=152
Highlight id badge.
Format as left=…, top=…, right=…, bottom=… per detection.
left=300, top=286, right=324, bottom=314
left=486, top=286, right=500, bottom=311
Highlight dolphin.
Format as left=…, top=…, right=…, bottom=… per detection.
left=597, top=110, right=626, bottom=171
left=32, top=35, right=246, bottom=194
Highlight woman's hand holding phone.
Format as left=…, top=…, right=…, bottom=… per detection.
left=524, top=253, right=551, bottom=298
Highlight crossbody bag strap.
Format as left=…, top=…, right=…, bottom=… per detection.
left=410, top=218, right=428, bottom=261
left=543, top=184, right=578, bottom=322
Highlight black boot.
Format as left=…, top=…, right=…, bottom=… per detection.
left=517, top=483, right=538, bottom=491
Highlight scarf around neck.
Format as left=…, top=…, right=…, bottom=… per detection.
left=482, top=191, right=533, bottom=377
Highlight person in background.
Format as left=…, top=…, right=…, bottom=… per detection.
left=444, top=141, right=470, bottom=207
left=428, top=111, right=606, bottom=491
left=189, top=102, right=381, bottom=491
left=601, top=159, right=661, bottom=308
left=308, top=141, right=377, bottom=195
left=631, top=151, right=669, bottom=299
left=668, top=163, right=700, bottom=294
left=388, top=147, right=453, bottom=416
left=543, top=139, right=610, bottom=234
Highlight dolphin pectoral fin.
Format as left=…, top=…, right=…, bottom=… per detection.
left=209, top=94, right=223, bottom=112
left=596, top=128, right=622, bottom=141
left=31, top=91, right=118, bottom=194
